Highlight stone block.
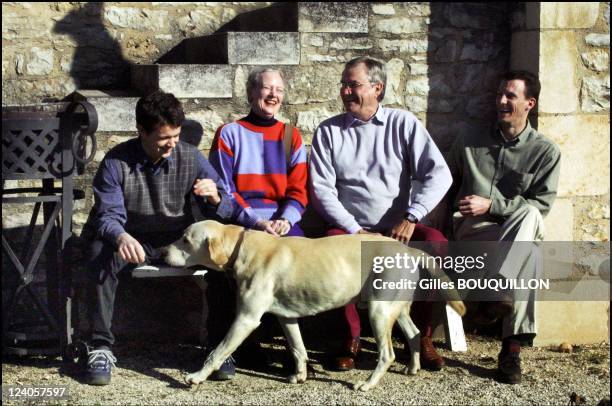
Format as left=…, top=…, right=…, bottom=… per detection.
left=539, top=2, right=600, bottom=29
left=185, top=32, right=299, bottom=65
left=298, top=2, right=368, bottom=33
left=459, top=42, right=502, bottom=62
left=371, top=4, right=395, bottom=16
left=384, top=58, right=404, bottom=106
left=539, top=31, right=579, bottom=114
left=379, top=38, right=429, bottom=54
left=286, top=65, right=344, bottom=105
left=581, top=50, right=609, bottom=72
left=585, top=33, right=610, bottom=47
left=581, top=75, right=610, bottom=113
left=534, top=300, right=609, bottom=346
left=375, top=17, right=428, bottom=34
left=26, top=47, right=53, bottom=76
left=297, top=107, right=341, bottom=142
left=405, top=77, right=429, bottom=96
left=104, top=6, right=168, bottom=29
left=543, top=198, right=574, bottom=241
left=184, top=109, right=225, bottom=149
left=539, top=114, right=610, bottom=197
left=131, top=64, right=233, bottom=98
left=405, top=95, right=427, bottom=113
left=396, top=3, right=431, bottom=17
left=408, top=63, right=428, bottom=76
left=329, top=35, right=373, bottom=50
left=229, top=32, right=299, bottom=65
left=510, top=31, right=539, bottom=74
left=71, top=90, right=140, bottom=132
left=444, top=3, right=507, bottom=29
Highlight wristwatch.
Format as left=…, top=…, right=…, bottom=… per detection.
left=404, top=213, right=419, bottom=224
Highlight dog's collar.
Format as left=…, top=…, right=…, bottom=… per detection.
left=225, top=229, right=246, bottom=271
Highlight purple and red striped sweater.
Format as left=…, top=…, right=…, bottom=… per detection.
left=209, top=116, right=308, bottom=227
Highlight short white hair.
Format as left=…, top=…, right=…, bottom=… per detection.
left=246, top=67, right=285, bottom=104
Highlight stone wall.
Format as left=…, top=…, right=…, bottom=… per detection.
left=2, top=2, right=514, bottom=237
left=510, top=2, right=610, bottom=346
left=511, top=2, right=610, bottom=243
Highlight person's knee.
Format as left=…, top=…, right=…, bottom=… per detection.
left=520, top=204, right=543, bottom=222
left=414, top=224, right=448, bottom=242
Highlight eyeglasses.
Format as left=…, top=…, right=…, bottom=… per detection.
left=339, top=81, right=372, bottom=90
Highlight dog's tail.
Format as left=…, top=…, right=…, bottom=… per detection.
left=423, top=260, right=466, bottom=317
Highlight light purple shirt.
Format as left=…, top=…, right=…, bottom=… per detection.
left=309, top=106, right=452, bottom=234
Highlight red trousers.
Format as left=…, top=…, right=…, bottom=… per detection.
left=326, top=224, right=448, bottom=339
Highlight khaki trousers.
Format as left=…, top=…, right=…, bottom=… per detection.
left=453, top=204, right=544, bottom=339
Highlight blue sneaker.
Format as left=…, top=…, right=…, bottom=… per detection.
left=85, top=347, right=117, bottom=385
left=210, top=356, right=236, bottom=381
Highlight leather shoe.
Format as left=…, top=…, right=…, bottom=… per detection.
left=496, top=350, right=522, bottom=384
left=333, top=337, right=361, bottom=371
left=420, top=336, right=445, bottom=371
left=474, top=300, right=513, bottom=326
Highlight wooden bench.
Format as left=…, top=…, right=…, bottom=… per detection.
left=132, top=264, right=467, bottom=352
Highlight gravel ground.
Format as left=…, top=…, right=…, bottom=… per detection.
left=2, top=334, right=610, bottom=405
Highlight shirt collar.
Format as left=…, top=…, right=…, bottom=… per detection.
left=134, top=138, right=174, bottom=170
left=493, top=121, right=533, bottom=145
left=343, top=105, right=387, bottom=129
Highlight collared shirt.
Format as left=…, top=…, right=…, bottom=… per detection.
left=88, top=138, right=234, bottom=244
left=449, top=121, right=561, bottom=218
left=309, top=106, right=452, bottom=234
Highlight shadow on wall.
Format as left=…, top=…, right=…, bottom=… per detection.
left=157, top=2, right=298, bottom=64
left=53, top=2, right=130, bottom=93
left=425, top=3, right=514, bottom=154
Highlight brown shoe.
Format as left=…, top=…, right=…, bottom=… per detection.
left=420, top=336, right=445, bottom=371
left=474, top=300, right=513, bottom=326
left=333, top=337, right=361, bottom=371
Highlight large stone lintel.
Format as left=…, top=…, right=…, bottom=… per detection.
left=132, top=64, right=233, bottom=98
left=184, top=32, right=299, bottom=65
left=70, top=90, right=140, bottom=132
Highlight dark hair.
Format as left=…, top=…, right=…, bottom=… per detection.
left=135, top=90, right=185, bottom=134
left=502, top=70, right=541, bottom=101
left=344, top=56, right=387, bottom=102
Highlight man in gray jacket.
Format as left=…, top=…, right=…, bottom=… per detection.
left=447, top=70, right=561, bottom=384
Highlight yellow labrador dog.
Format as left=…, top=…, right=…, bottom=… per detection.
left=165, top=220, right=465, bottom=391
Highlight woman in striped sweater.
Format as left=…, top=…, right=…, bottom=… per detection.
left=209, top=67, right=308, bottom=236
left=202, top=67, right=309, bottom=377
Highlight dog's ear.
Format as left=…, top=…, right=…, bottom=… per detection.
left=208, top=236, right=229, bottom=266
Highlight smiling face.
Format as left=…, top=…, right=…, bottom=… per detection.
left=496, top=79, right=536, bottom=131
left=249, top=71, right=285, bottom=119
left=139, top=124, right=181, bottom=163
left=340, top=63, right=383, bottom=122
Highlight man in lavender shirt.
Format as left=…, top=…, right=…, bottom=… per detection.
left=309, top=56, right=453, bottom=372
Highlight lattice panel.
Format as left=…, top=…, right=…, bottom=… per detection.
left=2, top=119, right=64, bottom=178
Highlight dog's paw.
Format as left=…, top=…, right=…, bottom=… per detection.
left=185, top=372, right=205, bottom=385
left=287, top=372, right=307, bottom=384
left=353, top=380, right=373, bottom=392
left=402, top=366, right=419, bottom=376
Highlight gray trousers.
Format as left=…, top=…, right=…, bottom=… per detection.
left=453, top=204, right=544, bottom=339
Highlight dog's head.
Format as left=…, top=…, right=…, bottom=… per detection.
left=164, top=220, right=243, bottom=270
